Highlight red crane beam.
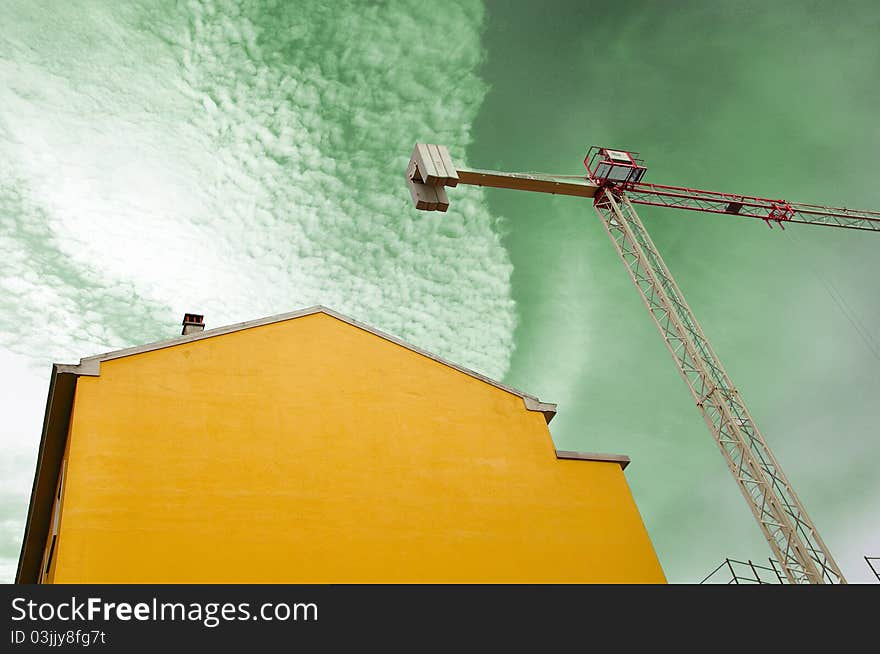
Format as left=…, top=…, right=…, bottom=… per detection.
left=623, top=182, right=880, bottom=232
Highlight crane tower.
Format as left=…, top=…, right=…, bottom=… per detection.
left=405, top=142, right=880, bottom=584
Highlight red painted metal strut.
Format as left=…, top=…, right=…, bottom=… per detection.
left=595, top=182, right=880, bottom=232
left=621, top=182, right=794, bottom=228
left=582, top=146, right=880, bottom=232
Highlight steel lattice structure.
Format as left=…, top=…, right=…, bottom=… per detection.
left=594, top=189, right=845, bottom=584
left=405, top=142, right=879, bottom=583
left=700, top=558, right=786, bottom=584
left=624, top=182, right=880, bottom=232
left=866, top=557, right=880, bottom=582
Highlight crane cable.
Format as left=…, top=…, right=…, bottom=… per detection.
left=784, top=227, right=880, bottom=362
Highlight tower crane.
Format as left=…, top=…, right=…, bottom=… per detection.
left=405, top=143, right=880, bottom=584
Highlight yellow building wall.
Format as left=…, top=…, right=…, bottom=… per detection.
left=49, top=312, right=665, bottom=583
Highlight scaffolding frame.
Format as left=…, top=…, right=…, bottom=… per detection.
left=700, top=558, right=786, bottom=584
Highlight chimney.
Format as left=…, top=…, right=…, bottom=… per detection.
left=181, top=313, right=205, bottom=335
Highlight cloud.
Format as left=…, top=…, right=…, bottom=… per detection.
left=0, top=0, right=515, bottom=581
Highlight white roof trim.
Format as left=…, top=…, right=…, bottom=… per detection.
left=555, top=450, right=630, bottom=470
left=58, top=305, right=557, bottom=423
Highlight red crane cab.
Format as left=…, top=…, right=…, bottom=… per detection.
left=585, top=147, right=647, bottom=187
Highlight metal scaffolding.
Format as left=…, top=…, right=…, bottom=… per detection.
left=700, top=558, right=786, bottom=584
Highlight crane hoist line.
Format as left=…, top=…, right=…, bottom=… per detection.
left=405, top=142, right=880, bottom=584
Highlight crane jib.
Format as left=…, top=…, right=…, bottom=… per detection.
left=620, top=182, right=880, bottom=232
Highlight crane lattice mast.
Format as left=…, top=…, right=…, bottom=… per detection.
left=406, top=143, right=880, bottom=583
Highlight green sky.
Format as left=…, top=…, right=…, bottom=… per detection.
left=473, top=0, right=879, bottom=582
left=0, top=0, right=877, bottom=583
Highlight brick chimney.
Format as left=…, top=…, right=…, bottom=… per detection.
left=181, top=313, right=205, bottom=336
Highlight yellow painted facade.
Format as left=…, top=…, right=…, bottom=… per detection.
left=39, top=311, right=664, bottom=583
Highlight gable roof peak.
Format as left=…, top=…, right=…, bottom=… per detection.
left=58, top=305, right=557, bottom=423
